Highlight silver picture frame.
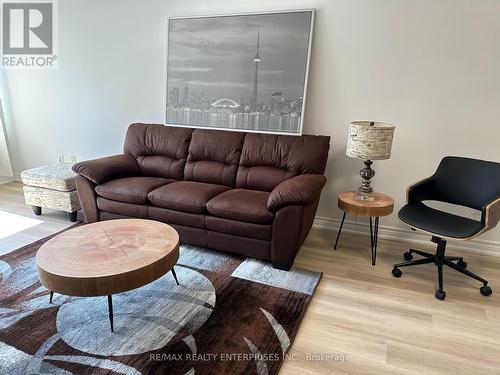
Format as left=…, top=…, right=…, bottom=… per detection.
left=164, top=9, right=315, bottom=135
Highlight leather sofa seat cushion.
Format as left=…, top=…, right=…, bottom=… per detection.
left=95, top=177, right=173, bottom=204
left=206, top=189, right=274, bottom=224
left=148, top=181, right=229, bottom=214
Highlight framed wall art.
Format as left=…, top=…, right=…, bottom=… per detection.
left=165, top=9, right=315, bottom=135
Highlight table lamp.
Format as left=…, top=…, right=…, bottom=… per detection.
left=346, top=121, right=395, bottom=201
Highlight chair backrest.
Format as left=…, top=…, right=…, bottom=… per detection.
left=432, top=156, right=500, bottom=210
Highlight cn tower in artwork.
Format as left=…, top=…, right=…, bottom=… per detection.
left=252, top=29, right=261, bottom=108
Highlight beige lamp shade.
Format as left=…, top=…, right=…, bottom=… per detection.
left=346, top=121, right=395, bottom=160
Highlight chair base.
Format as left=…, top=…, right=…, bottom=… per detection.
left=392, top=236, right=492, bottom=300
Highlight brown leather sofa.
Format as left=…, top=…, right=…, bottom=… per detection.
left=73, top=123, right=330, bottom=270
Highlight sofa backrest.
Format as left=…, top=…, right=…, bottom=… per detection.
left=236, top=133, right=330, bottom=191
left=184, top=129, right=245, bottom=187
left=123, top=124, right=330, bottom=189
left=124, top=123, right=193, bottom=180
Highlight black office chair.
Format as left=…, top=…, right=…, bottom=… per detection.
left=393, top=156, right=500, bottom=300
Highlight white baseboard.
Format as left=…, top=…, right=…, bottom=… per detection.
left=0, top=176, right=14, bottom=185
left=313, top=216, right=500, bottom=257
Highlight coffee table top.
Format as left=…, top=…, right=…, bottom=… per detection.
left=36, top=219, right=179, bottom=296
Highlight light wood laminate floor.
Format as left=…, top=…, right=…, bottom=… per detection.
left=1, top=182, right=499, bottom=374
left=0, top=182, right=81, bottom=256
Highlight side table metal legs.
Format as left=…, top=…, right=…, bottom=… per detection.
left=333, top=212, right=347, bottom=250
left=369, top=217, right=379, bottom=265
left=334, top=214, right=380, bottom=265
left=108, top=295, right=114, bottom=333
left=49, top=291, right=53, bottom=304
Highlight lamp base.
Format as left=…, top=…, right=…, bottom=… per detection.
left=355, top=160, right=375, bottom=201
left=354, top=190, right=375, bottom=201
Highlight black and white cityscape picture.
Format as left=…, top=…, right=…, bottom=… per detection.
left=166, top=10, right=314, bottom=135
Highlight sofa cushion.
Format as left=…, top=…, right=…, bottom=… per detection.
left=206, top=189, right=274, bottom=224
left=236, top=133, right=330, bottom=191
left=124, top=123, right=193, bottom=179
left=184, top=129, right=245, bottom=187
left=95, top=177, right=173, bottom=204
left=148, top=181, right=229, bottom=214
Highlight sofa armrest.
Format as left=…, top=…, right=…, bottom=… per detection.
left=72, top=154, right=139, bottom=184
left=267, top=174, right=327, bottom=212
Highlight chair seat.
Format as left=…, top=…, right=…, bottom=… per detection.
left=398, top=203, right=484, bottom=239
left=95, top=177, right=174, bottom=204
left=148, top=181, right=230, bottom=214
left=206, top=189, right=275, bottom=224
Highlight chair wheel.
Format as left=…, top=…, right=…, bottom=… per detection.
left=392, top=267, right=402, bottom=278
left=435, top=290, right=446, bottom=300
left=480, top=285, right=492, bottom=296
left=457, top=260, right=467, bottom=269
left=403, top=251, right=413, bottom=261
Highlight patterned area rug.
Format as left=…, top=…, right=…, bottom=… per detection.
left=0, top=228, right=321, bottom=374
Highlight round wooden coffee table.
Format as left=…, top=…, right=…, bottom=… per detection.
left=334, top=191, right=394, bottom=265
left=36, top=219, right=180, bottom=332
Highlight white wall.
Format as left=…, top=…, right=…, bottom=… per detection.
left=0, top=71, right=13, bottom=179
left=4, top=0, right=500, bottom=246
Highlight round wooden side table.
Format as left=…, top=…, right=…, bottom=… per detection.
left=334, top=191, right=394, bottom=265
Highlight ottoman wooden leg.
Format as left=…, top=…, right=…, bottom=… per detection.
left=32, top=206, right=42, bottom=216
left=68, top=211, right=77, bottom=222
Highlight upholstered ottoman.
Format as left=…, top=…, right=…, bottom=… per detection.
left=21, top=163, right=80, bottom=222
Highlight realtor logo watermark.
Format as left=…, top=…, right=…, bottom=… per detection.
left=1, top=0, right=57, bottom=68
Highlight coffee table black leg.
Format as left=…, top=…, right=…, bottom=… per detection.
left=334, top=212, right=347, bottom=250
left=49, top=291, right=54, bottom=304
left=171, top=267, right=179, bottom=285
left=108, top=295, right=114, bottom=333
